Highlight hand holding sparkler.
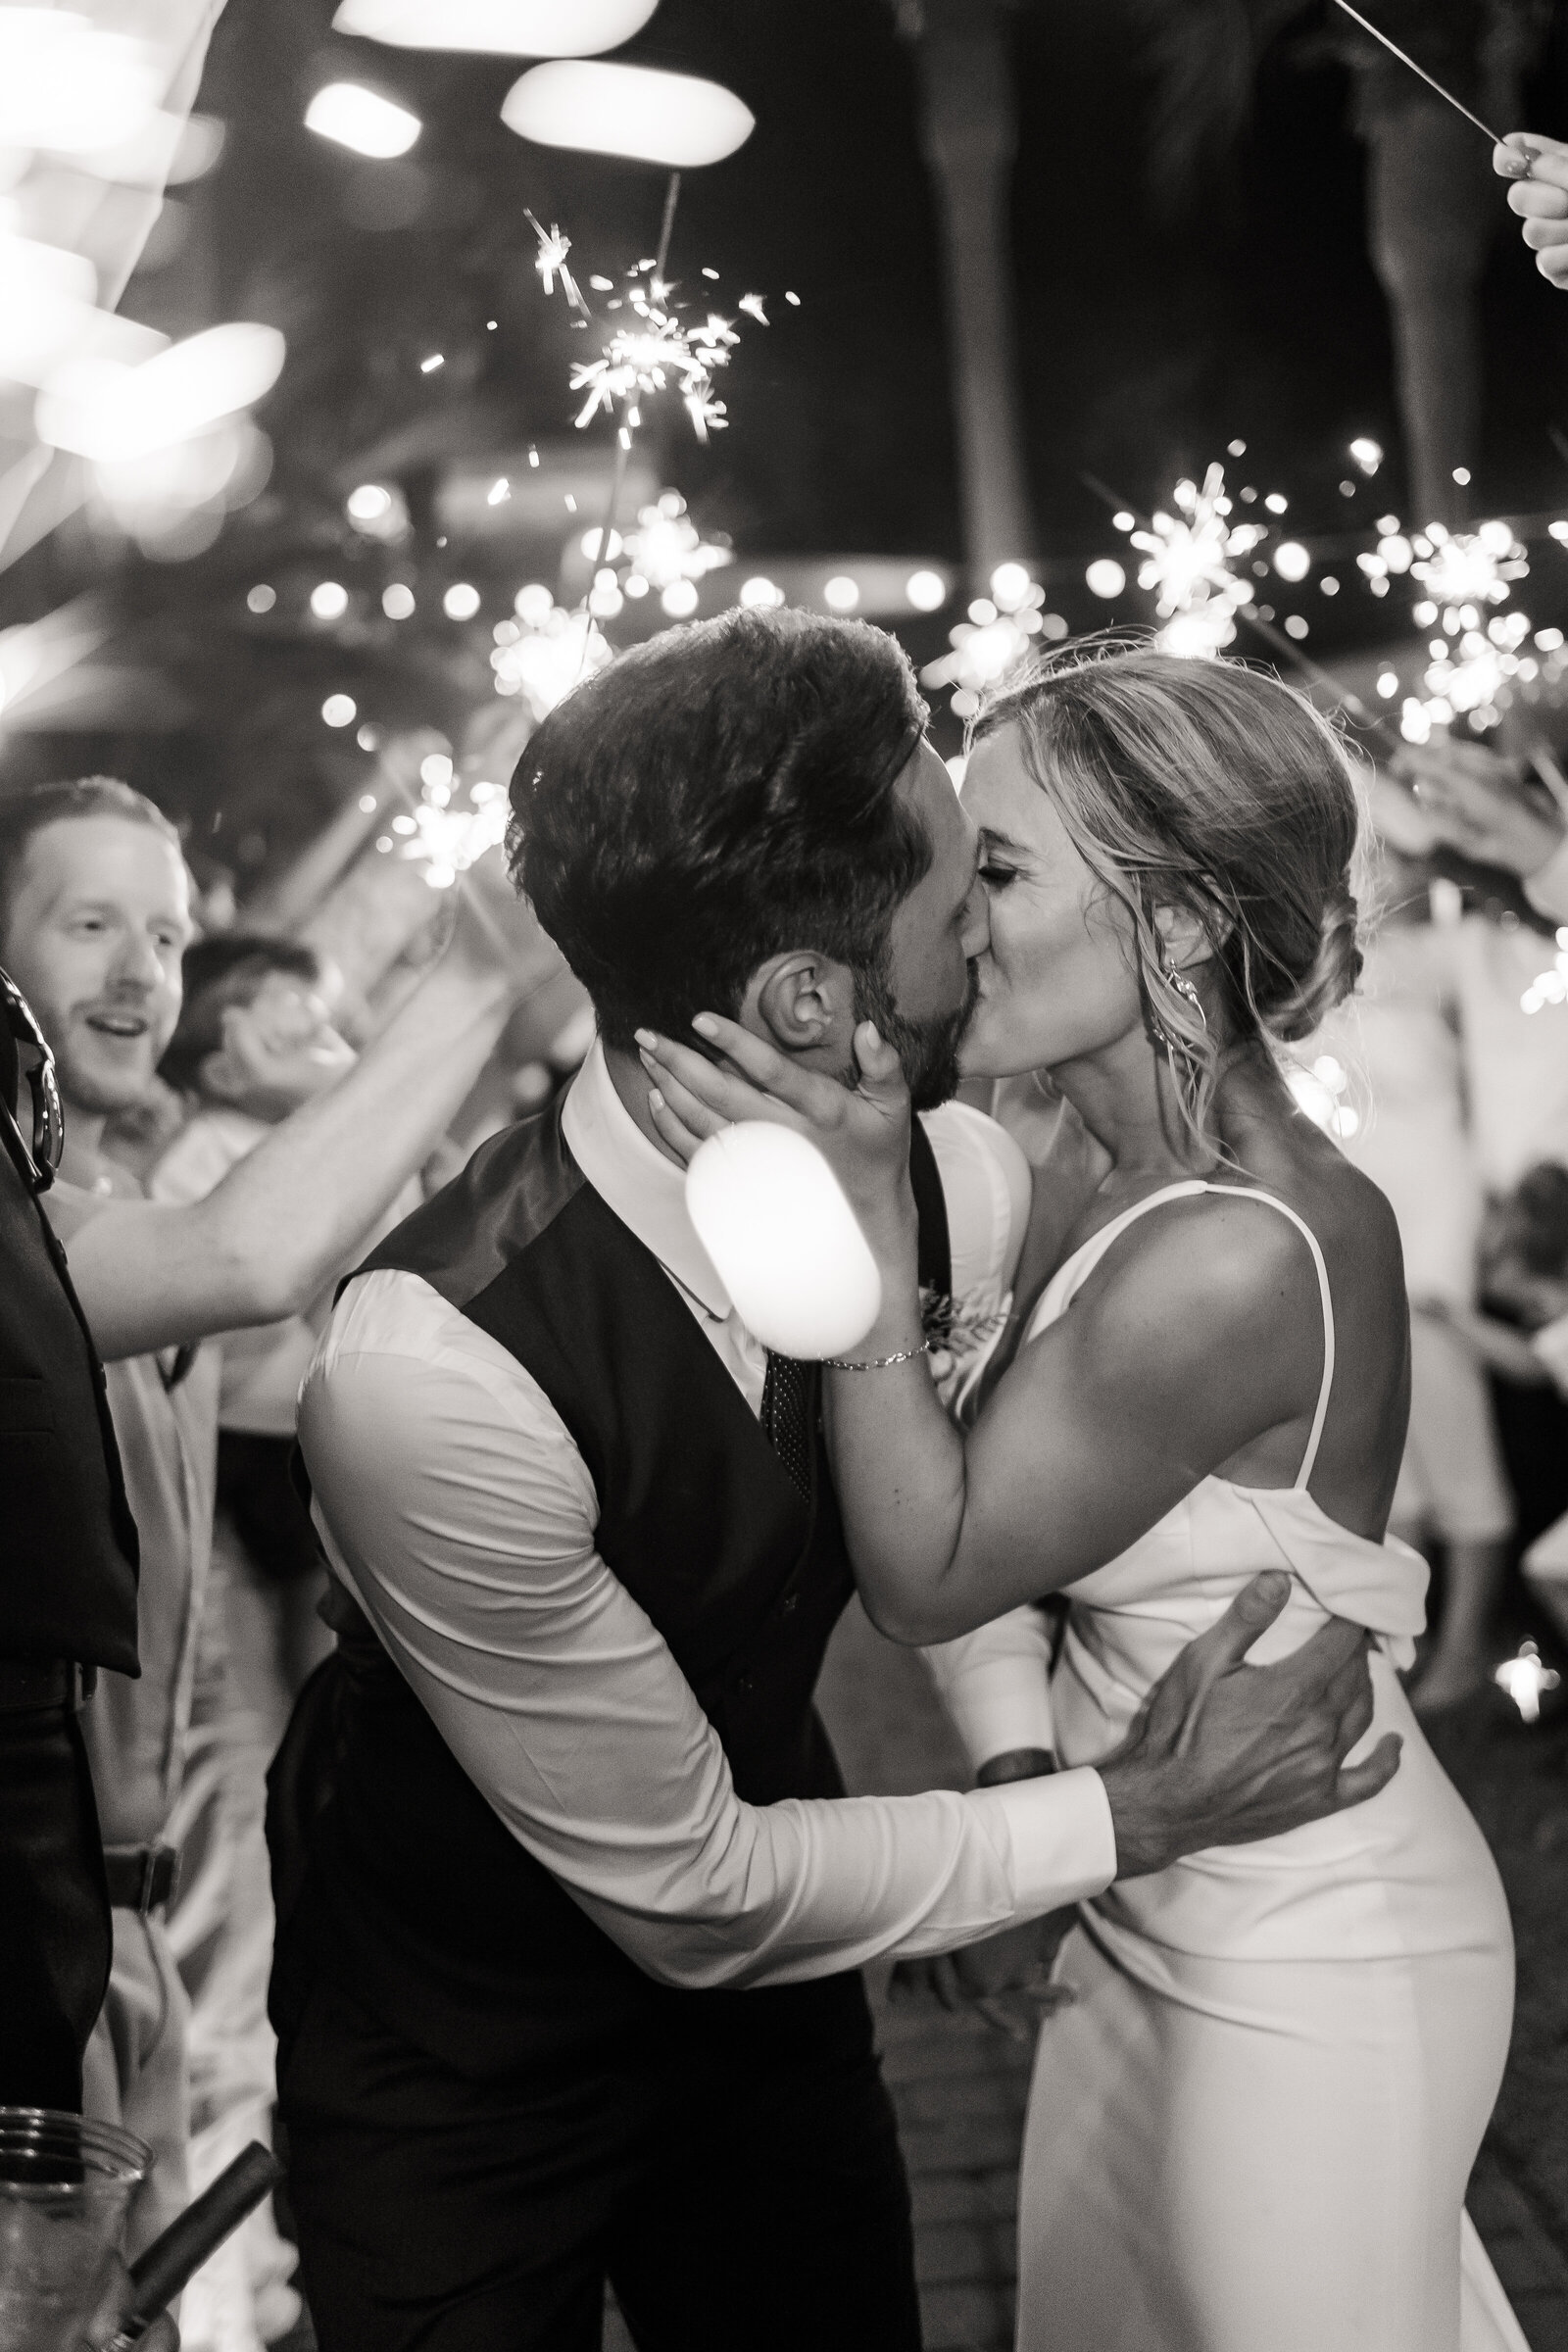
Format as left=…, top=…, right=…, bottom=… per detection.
left=1495, top=133, right=1568, bottom=288
left=1395, top=739, right=1567, bottom=882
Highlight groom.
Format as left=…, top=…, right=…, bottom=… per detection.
left=271, top=607, right=1398, bottom=2352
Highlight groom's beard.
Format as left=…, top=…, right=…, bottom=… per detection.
left=851, top=958, right=979, bottom=1112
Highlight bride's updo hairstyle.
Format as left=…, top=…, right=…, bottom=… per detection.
left=972, top=644, right=1364, bottom=1141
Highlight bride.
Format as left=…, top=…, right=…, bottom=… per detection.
left=638, top=646, right=1523, bottom=2352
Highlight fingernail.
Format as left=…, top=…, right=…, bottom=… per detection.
left=692, top=1012, right=718, bottom=1038
left=648, top=1087, right=663, bottom=1112
left=864, top=1022, right=882, bottom=1047
left=634, top=1028, right=657, bottom=1050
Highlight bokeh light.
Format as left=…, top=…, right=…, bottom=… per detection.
left=905, top=569, right=948, bottom=612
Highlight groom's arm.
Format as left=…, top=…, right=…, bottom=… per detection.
left=299, top=1266, right=1119, bottom=1995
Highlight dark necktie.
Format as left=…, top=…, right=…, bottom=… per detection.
left=761, top=1351, right=812, bottom=1504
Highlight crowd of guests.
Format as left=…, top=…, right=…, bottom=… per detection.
left=1, top=719, right=1566, bottom=2351
left=1311, top=744, right=1568, bottom=1709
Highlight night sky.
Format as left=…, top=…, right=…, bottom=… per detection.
left=5, top=0, right=1568, bottom=842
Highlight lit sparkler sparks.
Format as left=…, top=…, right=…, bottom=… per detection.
left=490, top=596, right=612, bottom=719
left=567, top=282, right=741, bottom=445
left=1410, top=519, right=1529, bottom=623
left=620, top=490, right=732, bottom=602
left=1130, top=464, right=1264, bottom=655
left=921, top=564, right=1048, bottom=717
left=1401, top=520, right=1537, bottom=740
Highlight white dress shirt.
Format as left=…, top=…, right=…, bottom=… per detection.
left=299, top=1042, right=1115, bottom=1991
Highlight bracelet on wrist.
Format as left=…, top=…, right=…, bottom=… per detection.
left=822, top=1339, right=932, bottom=1372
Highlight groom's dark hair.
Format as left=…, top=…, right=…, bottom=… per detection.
left=509, top=608, right=932, bottom=1051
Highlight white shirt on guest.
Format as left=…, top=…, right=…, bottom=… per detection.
left=298, top=1039, right=1116, bottom=1993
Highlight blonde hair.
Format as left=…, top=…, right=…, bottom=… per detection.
left=972, top=644, right=1364, bottom=1144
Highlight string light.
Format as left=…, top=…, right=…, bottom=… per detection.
left=1494, top=1641, right=1560, bottom=1723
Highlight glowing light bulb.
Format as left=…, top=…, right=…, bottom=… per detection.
left=661, top=578, right=699, bottom=617
left=443, top=582, right=480, bottom=620
left=1272, top=541, right=1310, bottom=583
left=822, top=575, right=858, bottom=612
left=685, top=1124, right=882, bottom=1359
left=740, top=576, right=784, bottom=609
left=905, top=569, right=947, bottom=612
left=246, top=584, right=275, bottom=612
left=321, top=693, right=357, bottom=727
left=382, top=583, right=415, bottom=618
left=1085, top=560, right=1125, bottom=599
left=311, top=580, right=348, bottom=620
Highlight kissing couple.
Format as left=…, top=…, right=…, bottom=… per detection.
left=270, top=609, right=1522, bottom=2352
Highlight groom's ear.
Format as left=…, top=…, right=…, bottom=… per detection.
left=742, top=949, right=858, bottom=1060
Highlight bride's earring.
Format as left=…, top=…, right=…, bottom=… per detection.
left=1159, top=958, right=1207, bottom=1033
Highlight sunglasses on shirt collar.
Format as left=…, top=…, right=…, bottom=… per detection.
left=0, top=964, right=65, bottom=1196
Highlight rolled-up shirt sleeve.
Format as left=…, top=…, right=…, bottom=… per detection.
left=300, top=1269, right=1115, bottom=1992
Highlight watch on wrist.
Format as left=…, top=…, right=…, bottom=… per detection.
left=975, top=1746, right=1058, bottom=1787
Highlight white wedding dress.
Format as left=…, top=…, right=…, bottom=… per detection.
left=1013, top=1182, right=1528, bottom=2352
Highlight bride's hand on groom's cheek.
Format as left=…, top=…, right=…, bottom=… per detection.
left=637, top=1014, right=913, bottom=1230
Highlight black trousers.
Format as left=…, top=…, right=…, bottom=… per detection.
left=0, top=1701, right=110, bottom=2110
left=277, top=1968, right=924, bottom=2352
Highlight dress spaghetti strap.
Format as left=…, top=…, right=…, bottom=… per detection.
left=1045, top=1179, right=1337, bottom=1491
left=1200, top=1187, right=1336, bottom=1490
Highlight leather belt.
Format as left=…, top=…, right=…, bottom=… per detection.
left=0, top=1657, right=96, bottom=1712
left=103, top=1844, right=180, bottom=1915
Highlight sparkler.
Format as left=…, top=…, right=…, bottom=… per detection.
left=525, top=212, right=587, bottom=316
left=1129, top=465, right=1265, bottom=652
left=619, top=490, right=732, bottom=604
left=1327, top=1, right=1510, bottom=151
left=490, top=598, right=612, bottom=717
left=920, top=564, right=1048, bottom=717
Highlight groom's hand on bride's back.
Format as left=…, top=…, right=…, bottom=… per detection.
left=1098, top=1571, right=1401, bottom=1880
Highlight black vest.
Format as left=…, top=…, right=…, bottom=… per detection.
left=0, top=1149, right=139, bottom=1674
left=277, top=1099, right=950, bottom=2076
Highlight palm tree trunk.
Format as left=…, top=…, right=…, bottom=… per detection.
left=908, top=0, right=1035, bottom=579
left=1359, top=94, right=1495, bottom=528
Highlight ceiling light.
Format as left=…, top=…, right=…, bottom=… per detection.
left=333, top=0, right=658, bottom=55
left=305, top=81, right=421, bottom=159
left=502, top=61, right=754, bottom=169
